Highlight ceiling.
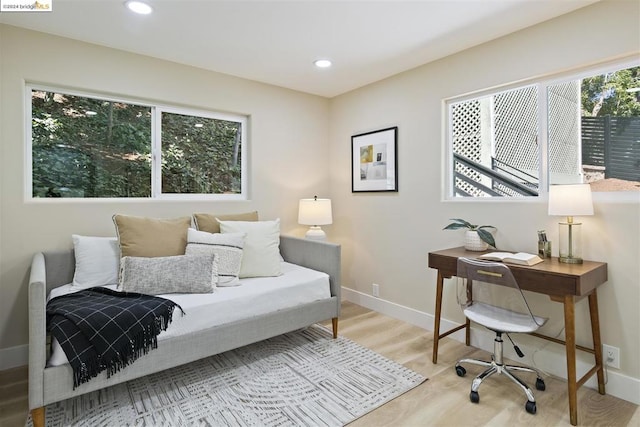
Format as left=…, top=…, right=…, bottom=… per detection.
left=0, top=0, right=600, bottom=98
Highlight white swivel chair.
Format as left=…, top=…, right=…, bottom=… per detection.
left=455, top=257, right=547, bottom=414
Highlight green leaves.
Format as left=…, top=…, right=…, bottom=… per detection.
left=443, top=218, right=497, bottom=248
left=581, top=66, right=640, bottom=117
left=443, top=218, right=473, bottom=230
left=476, top=228, right=496, bottom=248
left=31, top=89, right=242, bottom=198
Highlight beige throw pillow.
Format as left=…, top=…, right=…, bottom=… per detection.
left=113, top=214, right=191, bottom=257
left=193, top=211, right=258, bottom=234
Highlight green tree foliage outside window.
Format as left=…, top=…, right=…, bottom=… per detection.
left=32, top=91, right=152, bottom=198
left=161, top=113, right=242, bottom=195
left=31, top=89, right=245, bottom=198
left=581, top=66, right=640, bottom=117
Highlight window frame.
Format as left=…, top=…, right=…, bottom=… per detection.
left=151, top=105, right=248, bottom=200
left=442, top=56, right=640, bottom=202
left=25, top=84, right=248, bottom=202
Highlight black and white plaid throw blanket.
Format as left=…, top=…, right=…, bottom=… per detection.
left=46, top=287, right=183, bottom=388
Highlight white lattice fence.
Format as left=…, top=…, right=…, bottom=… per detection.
left=494, top=86, right=539, bottom=172
left=451, top=100, right=482, bottom=196
left=492, top=86, right=539, bottom=196
left=548, top=81, right=580, bottom=176
left=450, top=82, right=580, bottom=197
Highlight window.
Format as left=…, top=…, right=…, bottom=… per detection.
left=159, top=111, right=243, bottom=196
left=450, top=85, right=540, bottom=197
left=28, top=86, right=247, bottom=200
left=445, top=60, right=639, bottom=198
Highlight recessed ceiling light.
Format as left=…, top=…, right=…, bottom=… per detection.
left=314, top=59, right=332, bottom=69
left=125, top=0, right=153, bottom=15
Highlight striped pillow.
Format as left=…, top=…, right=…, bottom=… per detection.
left=185, top=228, right=246, bottom=286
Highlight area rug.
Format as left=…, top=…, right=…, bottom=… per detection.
left=27, top=325, right=426, bottom=426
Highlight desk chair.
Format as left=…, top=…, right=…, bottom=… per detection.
left=455, top=257, right=547, bottom=414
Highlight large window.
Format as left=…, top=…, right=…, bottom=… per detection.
left=445, top=60, right=639, bottom=198
left=28, top=86, right=247, bottom=200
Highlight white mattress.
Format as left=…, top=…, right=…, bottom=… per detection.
left=47, top=262, right=331, bottom=367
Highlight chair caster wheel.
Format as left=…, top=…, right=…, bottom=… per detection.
left=470, top=391, right=480, bottom=403
left=536, top=378, right=546, bottom=391
left=455, top=366, right=466, bottom=377
left=525, top=400, right=537, bottom=414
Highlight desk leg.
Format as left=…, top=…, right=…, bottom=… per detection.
left=563, top=295, right=578, bottom=426
left=465, top=317, right=470, bottom=346
left=465, top=281, right=471, bottom=346
left=432, top=271, right=444, bottom=364
left=589, top=292, right=606, bottom=394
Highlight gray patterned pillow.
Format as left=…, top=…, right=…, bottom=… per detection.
left=185, top=228, right=245, bottom=286
left=119, top=254, right=217, bottom=295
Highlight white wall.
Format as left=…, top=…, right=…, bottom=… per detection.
left=328, top=0, right=640, bottom=400
left=0, top=25, right=330, bottom=362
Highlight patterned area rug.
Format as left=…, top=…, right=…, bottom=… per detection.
left=28, top=325, right=426, bottom=426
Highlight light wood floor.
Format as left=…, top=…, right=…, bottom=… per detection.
left=1, top=301, right=638, bottom=426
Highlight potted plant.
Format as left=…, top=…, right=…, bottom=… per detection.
left=443, top=218, right=496, bottom=251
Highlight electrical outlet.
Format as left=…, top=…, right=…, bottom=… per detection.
left=603, top=344, right=620, bottom=369
left=372, top=283, right=380, bottom=298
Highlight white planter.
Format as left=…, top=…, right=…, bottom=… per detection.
left=464, top=230, right=488, bottom=251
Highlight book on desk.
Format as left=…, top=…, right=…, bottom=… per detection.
left=478, top=251, right=543, bottom=266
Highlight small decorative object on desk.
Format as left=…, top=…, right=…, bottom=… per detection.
left=537, top=230, right=552, bottom=258
left=538, top=241, right=552, bottom=258
left=443, top=219, right=496, bottom=251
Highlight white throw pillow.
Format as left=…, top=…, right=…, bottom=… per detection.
left=119, top=254, right=217, bottom=295
left=185, top=228, right=246, bottom=286
left=71, top=235, right=119, bottom=290
left=218, top=219, right=282, bottom=278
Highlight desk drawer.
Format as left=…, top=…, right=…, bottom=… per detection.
left=428, top=248, right=607, bottom=297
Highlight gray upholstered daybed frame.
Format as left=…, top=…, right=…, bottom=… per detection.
left=28, top=236, right=341, bottom=427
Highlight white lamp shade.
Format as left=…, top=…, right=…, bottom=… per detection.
left=298, top=198, right=332, bottom=225
left=548, top=184, right=594, bottom=217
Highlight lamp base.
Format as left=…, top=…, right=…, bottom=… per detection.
left=305, top=226, right=327, bottom=241
left=559, top=256, right=583, bottom=264
left=558, top=221, right=584, bottom=265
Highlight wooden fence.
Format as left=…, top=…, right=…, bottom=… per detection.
left=582, top=116, right=640, bottom=182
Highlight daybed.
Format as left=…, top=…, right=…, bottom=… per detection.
left=28, top=235, right=341, bottom=427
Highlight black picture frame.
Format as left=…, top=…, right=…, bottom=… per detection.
left=351, top=127, right=398, bottom=192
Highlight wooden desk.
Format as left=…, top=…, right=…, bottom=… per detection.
left=428, top=247, right=608, bottom=426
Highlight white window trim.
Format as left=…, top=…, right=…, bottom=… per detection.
left=151, top=106, right=162, bottom=199
left=442, top=56, right=640, bottom=203
left=25, top=84, right=249, bottom=202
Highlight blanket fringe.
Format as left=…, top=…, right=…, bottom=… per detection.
left=64, top=299, right=183, bottom=389
left=104, top=311, right=178, bottom=380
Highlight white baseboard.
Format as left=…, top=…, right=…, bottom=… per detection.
left=342, top=286, right=640, bottom=405
left=0, top=344, right=28, bottom=370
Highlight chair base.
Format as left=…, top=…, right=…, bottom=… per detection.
left=455, top=335, right=546, bottom=414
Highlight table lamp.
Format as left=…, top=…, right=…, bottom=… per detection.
left=298, top=196, right=332, bottom=240
left=548, top=184, right=593, bottom=264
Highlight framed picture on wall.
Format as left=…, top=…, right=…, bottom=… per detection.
left=351, top=126, right=398, bottom=192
